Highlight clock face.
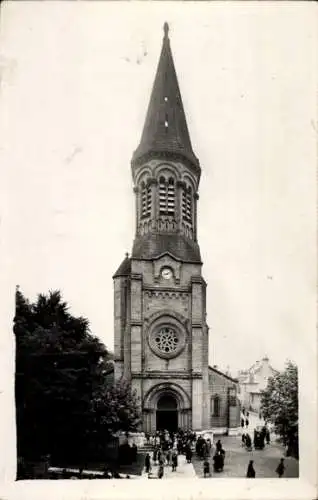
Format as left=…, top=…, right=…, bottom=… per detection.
left=161, top=267, right=173, bottom=280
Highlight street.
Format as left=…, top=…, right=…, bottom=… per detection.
left=140, top=413, right=298, bottom=479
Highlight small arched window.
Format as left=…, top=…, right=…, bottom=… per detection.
left=211, top=395, right=220, bottom=417
left=159, top=176, right=175, bottom=216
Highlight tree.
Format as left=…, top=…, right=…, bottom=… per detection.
left=260, top=361, right=298, bottom=457
left=94, top=379, right=141, bottom=435
left=14, top=288, right=141, bottom=466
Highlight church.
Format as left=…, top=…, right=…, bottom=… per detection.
left=113, top=24, right=240, bottom=435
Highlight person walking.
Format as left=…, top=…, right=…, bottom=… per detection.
left=276, top=458, right=285, bottom=478
left=245, top=417, right=249, bottom=428
left=158, top=460, right=164, bottom=479
left=213, top=451, right=224, bottom=472
left=185, top=446, right=193, bottom=464
left=144, top=453, right=151, bottom=474
left=241, top=417, right=245, bottom=428
left=153, top=447, right=158, bottom=465
left=203, top=459, right=210, bottom=478
left=171, top=451, right=178, bottom=472
left=246, top=460, right=256, bottom=478
left=245, top=433, right=252, bottom=451
left=241, top=433, right=246, bottom=447
left=216, top=440, right=222, bottom=453
left=265, top=428, right=270, bottom=445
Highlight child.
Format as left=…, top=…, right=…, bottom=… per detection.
left=203, top=459, right=210, bottom=478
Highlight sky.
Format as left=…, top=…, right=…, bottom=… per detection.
left=1, top=1, right=317, bottom=375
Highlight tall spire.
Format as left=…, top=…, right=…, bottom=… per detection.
left=132, top=23, right=200, bottom=173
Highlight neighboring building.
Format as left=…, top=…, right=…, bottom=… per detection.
left=237, top=356, right=278, bottom=413
left=112, top=23, right=240, bottom=434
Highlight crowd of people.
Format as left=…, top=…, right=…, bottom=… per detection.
left=144, top=429, right=229, bottom=479
left=144, top=429, right=196, bottom=478
left=143, top=414, right=287, bottom=479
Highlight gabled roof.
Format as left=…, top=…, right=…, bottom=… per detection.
left=131, top=23, right=200, bottom=173
left=113, top=255, right=131, bottom=278
left=209, top=365, right=238, bottom=384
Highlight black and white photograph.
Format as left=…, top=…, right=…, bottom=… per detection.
left=0, top=2, right=317, bottom=499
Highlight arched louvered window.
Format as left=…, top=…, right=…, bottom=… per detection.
left=141, top=181, right=151, bottom=218
left=146, top=184, right=152, bottom=216
left=159, top=176, right=175, bottom=216
left=182, top=185, right=192, bottom=224
left=167, top=178, right=175, bottom=215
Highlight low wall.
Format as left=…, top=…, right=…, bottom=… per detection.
left=118, top=432, right=146, bottom=448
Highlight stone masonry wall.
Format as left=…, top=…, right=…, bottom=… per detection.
left=209, top=369, right=237, bottom=428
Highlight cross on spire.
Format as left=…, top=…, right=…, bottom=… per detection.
left=163, top=22, right=169, bottom=38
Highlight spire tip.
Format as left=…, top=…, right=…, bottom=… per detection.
left=163, top=22, right=169, bottom=38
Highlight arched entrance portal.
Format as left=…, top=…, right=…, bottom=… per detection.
left=156, top=394, right=178, bottom=432
left=143, top=383, right=191, bottom=433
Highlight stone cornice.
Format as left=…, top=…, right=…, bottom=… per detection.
left=143, top=285, right=190, bottom=293
left=131, top=273, right=143, bottom=281
left=130, top=320, right=143, bottom=327
left=131, top=371, right=203, bottom=380
left=191, top=276, right=206, bottom=285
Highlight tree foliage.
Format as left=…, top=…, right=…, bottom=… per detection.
left=260, top=361, right=298, bottom=456
left=14, top=288, right=140, bottom=463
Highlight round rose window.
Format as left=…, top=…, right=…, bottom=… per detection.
left=154, top=327, right=179, bottom=354
left=148, top=319, right=186, bottom=359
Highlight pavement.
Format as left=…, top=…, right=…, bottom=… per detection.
left=192, top=412, right=298, bottom=479
left=192, top=436, right=298, bottom=478
left=141, top=454, right=197, bottom=479
left=139, top=413, right=299, bottom=479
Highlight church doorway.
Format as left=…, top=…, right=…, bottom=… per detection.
left=156, top=394, right=178, bottom=432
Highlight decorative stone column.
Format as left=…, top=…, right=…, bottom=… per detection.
left=193, top=192, right=199, bottom=242
left=176, top=180, right=184, bottom=230
left=134, top=186, right=140, bottom=236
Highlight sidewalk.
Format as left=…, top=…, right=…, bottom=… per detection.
left=192, top=435, right=299, bottom=478
left=141, top=454, right=197, bottom=479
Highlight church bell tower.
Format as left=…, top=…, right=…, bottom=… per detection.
left=113, top=23, right=210, bottom=432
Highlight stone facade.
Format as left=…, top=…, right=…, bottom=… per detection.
left=113, top=24, right=240, bottom=434
left=237, top=357, right=278, bottom=412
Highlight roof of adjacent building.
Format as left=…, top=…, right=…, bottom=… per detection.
left=131, top=232, right=202, bottom=263
left=209, top=365, right=238, bottom=384
left=237, top=356, right=278, bottom=384
left=131, top=23, right=200, bottom=173
left=113, top=255, right=131, bottom=278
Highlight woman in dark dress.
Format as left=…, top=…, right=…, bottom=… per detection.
left=144, top=453, right=151, bottom=474
left=246, top=460, right=256, bottom=478
left=171, top=451, right=178, bottom=471
left=276, top=458, right=285, bottom=478
left=245, top=433, right=252, bottom=451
